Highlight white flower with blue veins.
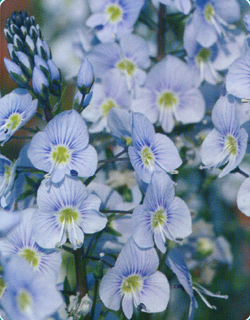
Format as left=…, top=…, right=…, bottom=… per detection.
left=33, top=177, right=107, bottom=250
left=27, top=109, right=98, bottom=185
left=86, top=0, right=145, bottom=42
left=99, top=237, right=170, bottom=319
left=0, top=89, right=37, bottom=145
left=201, top=95, right=248, bottom=178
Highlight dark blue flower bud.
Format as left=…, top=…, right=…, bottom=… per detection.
left=36, top=37, right=50, bottom=60
left=7, top=44, right=17, bottom=61
left=16, top=51, right=32, bottom=76
left=77, top=58, right=94, bottom=95
left=34, top=55, right=49, bottom=77
left=10, top=23, right=20, bottom=36
left=20, top=26, right=27, bottom=37
left=4, top=58, right=29, bottom=87
left=32, top=66, right=49, bottom=100
left=25, top=34, right=36, bottom=56
left=4, top=28, right=13, bottom=43
left=47, top=60, right=62, bottom=96
left=13, top=34, right=23, bottom=50
left=29, top=25, right=38, bottom=39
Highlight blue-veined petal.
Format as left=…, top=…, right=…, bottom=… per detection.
left=140, top=271, right=170, bottom=313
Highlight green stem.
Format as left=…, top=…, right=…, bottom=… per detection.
left=89, top=279, right=99, bottom=320
left=157, top=3, right=166, bottom=61
left=74, top=246, right=88, bottom=299
left=84, top=148, right=128, bottom=186
left=230, top=166, right=249, bottom=178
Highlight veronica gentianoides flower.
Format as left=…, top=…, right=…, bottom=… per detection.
left=128, top=112, right=182, bottom=183
left=201, top=95, right=248, bottom=178
left=33, top=177, right=107, bottom=250
left=99, top=237, right=170, bottom=319
left=28, top=109, right=97, bottom=184
left=132, top=171, right=192, bottom=253
left=0, top=89, right=37, bottom=145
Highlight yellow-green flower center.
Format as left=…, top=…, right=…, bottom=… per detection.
left=0, top=277, right=6, bottom=299
left=106, top=4, right=123, bottom=23
left=204, top=3, right=215, bottom=22
left=141, top=147, right=154, bottom=168
left=52, top=145, right=70, bottom=165
left=101, top=99, right=117, bottom=117
left=17, top=290, right=32, bottom=313
left=122, top=275, right=142, bottom=294
left=121, top=137, right=133, bottom=147
left=158, top=92, right=178, bottom=110
left=196, top=48, right=211, bottom=65
left=20, top=248, right=39, bottom=268
left=117, top=59, right=135, bottom=76
left=225, top=135, right=237, bottom=156
left=4, top=164, right=11, bottom=181
left=197, top=237, right=215, bottom=258
left=6, top=114, right=22, bottom=131
left=152, top=208, right=166, bottom=229
left=59, top=208, right=79, bottom=224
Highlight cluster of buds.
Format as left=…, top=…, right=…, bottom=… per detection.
left=4, top=11, right=62, bottom=100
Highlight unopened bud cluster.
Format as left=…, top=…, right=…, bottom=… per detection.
left=4, top=11, right=62, bottom=100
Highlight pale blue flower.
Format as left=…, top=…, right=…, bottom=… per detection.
left=86, top=0, right=145, bottom=42
left=0, top=208, right=62, bottom=281
left=226, top=48, right=250, bottom=99
left=0, top=89, right=37, bottom=145
left=132, top=172, right=192, bottom=253
left=128, top=112, right=182, bottom=183
left=131, top=56, right=205, bottom=133
left=87, top=33, right=150, bottom=89
left=1, top=255, right=63, bottom=320
left=191, top=0, right=240, bottom=48
left=184, top=20, right=244, bottom=86
left=237, top=177, right=250, bottom=217
left=0, top=208, right=22, bottom=237
left=82, top=70, right=130, bottom=133
left=33, top=177, right=107, bottom=250
left=27, top=109, right=97, bottom=184
left=201, top=95, right=248, bottom=178
left=99, top=237, right=170, bottom=319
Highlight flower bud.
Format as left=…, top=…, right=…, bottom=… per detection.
left=77, top=294, right=92, bottom=316
left=47, top=60, right=62, bottom=96
left=25, top=34, right=36, bottom=56
left=4, top=28, right=13, bottom=43
left=77, top=58, right=94, bottom=95
left=36, top=37, right=50, bottom=60
left=29, top=25, right=38, bottom=39
left=4, top=58, right=29, bottom=87
left=16, top=51, right=32, bottom=76
left=13, top=34, right=23, bottom=50
left=32, top=66, right=49, bottom=100
left=7, top=44, right=17, bottom=61
left=34, top=55, right=49, bottom=77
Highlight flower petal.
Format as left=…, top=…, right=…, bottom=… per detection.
left=140, top=271, right=170, bottom=313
